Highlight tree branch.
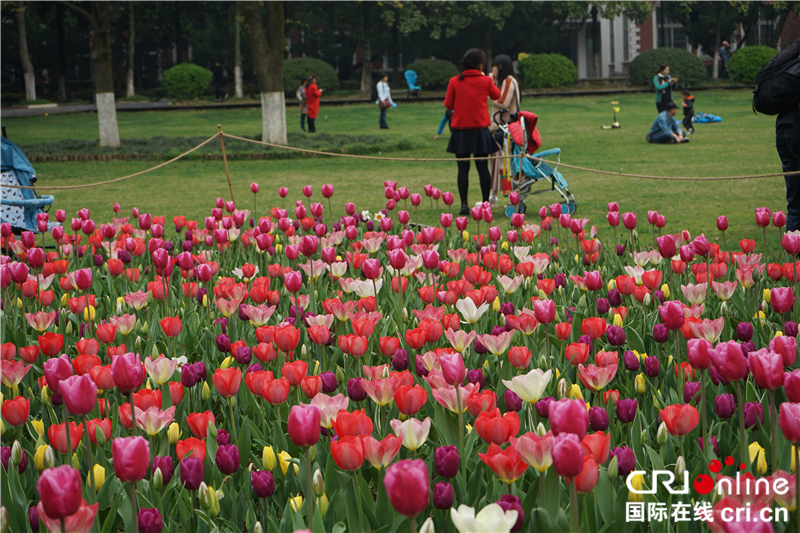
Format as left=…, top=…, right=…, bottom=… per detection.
left=56, top=0, right=92, bottom=24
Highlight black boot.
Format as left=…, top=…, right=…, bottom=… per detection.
left=459, top=204, right=469, bottom=216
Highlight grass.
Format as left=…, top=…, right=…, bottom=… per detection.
left=2, top=89, right=789, bottom=253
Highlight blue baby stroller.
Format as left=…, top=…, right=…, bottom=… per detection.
left=494, top=111, right=576, bottom=217
left=1, top=135, right=57, bottom=233
left=404, top=70, right=422, bottom=98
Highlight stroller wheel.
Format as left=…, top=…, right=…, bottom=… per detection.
left=504, top=205, right=517, bottom=218
left=518, top=201, right=526, bottom=214
left=561, top=200, right=576, bottom=215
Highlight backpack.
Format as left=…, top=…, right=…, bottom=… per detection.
left=752, top=39, right=800, bottom=116
left=371, top=84, right=379, bottom=102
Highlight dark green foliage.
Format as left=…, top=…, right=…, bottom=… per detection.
left=283, top=58, right=340, bottom=96
left=162, top=63, right=214, bottom=100
left=403, top=59, right=459, bottom=90
left=19, top=133, right=425, bottom=159
left=726, top=46, right=778, bottom=84
left=517, top=54, right=577, bottom=88
left=628, top=48, right=707, bottom=88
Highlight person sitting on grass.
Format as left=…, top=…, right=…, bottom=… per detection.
left=646, top=102, right=688, bottom=144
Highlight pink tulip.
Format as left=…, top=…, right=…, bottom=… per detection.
left=770, top=336, right=797, bottom=366
left=781, top=233, right=800, bottom=255
left=606, top=212, right=619, bottom=227
left=709, top=341, right=749, bottom=382
left=691, top=234, right=710, bottom=257
left=439, top=352, right=466, bottom=385
left=773, top=211, right=786, bottom=227
left=60, top=375, right=98, bottom=416
left=549, top=399, right=589, bottom=439
left=771, top=287, right=794, bottom=314
left=716, top=216, right=728, bottom=231
left=510, top=431, right=553, bottom=471
left=302, top=185, right=313, bottom=198
left=748, top=349, right=784, bottom=390
left=112, top=436, right=151, bottom=482
left=287, top=404, right=321, bottom=447
left=658, top=301, right=685, bottom=331
left=383, top=459, right=430, bottom=517
left=552, top=433, right=583, bottom=478
left=687, top=339, right=713, bottom=370
left=36, top=465, right=82, bottom=519
left=622, top=212, right=636, bottom=230
left=533, top=299, right=556, bottom=324
left=755, top=207, right=771, bottom=228
left=778, top=403, right=800, bottom=443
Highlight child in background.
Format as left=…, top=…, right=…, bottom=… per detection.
left=681, top=90, right=695, bottom=134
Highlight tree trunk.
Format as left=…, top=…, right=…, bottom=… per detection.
left=242, top=0, right=286, bottom=144
left=485, top=22, right=493, bottom=74
left=15, top=3, right=36, bottom=102
left=712, top=5, right=721, bottom=80
left=126, top=5, right=135, bottom=97
left=235, top=2, right=243, bottom=98
left=360, top=3, right=372, bottom=94
left=773, top=8, right=790, bottom=49
left=173, top=5, right=184, bottom=64
left=57, top=3, right=68, bottom=102
left=391, top=19, right=400, bottom=85
left=591, top=5, right=602, bottom=79
left=92, top=1, right=120, bottom=147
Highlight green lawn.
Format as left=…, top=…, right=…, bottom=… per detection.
left=2, top=89, right=788, bottom=252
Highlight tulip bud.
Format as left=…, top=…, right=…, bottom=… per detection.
left=91, top=465, right=105, bottom=491
left=72, top=452, right=80, bottom=469
left=152, top=467, right=163, bottom=491
left=34, top=445, right=46, bottom=471
left=607, top=455, right=619, bottom=480
left=199, top=482, right=211, bottom=510
left=536, top=422, right=547, bottom=436
left=262, top=446, right=277, bottom=471
left=41, top=385, right=51, bottom=406
left=643, top=293, right=651, bottom=306
left=201, top=382, right=210, bottom=401
left=0, top=507, right=8, bottom=533
left=675, top=456, right=686, bottom=479
left=254, top=523, right=264, bottom=533
left=307, top=444, right=317, bottom=464
left=10, top=441, right=22, bottom=467
left=135, top=335, right=143, bottom=352
left=168, top=423, right=180, bottom=445
left=657, top=422, right=668, bottom=446
left=318, top=493, right=329, bottom=517
left=335, top=367, right=345, bottom=386
left=557, top=378, right=568, bottom=399
left=635, top=374, right=646, bottom=395
left=207, top=422, right=218, bottom=440
left=313, top=469, right=324, bottom=497
left=208, top=486, right=220, bottom=518
left=402, top=308, right=408, bottom=322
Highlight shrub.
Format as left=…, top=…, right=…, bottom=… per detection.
left=726, top=46, right=778, bottom=83
left=517, top=54, right=577, bottom=89
left=403, top=59, right=459, bottom=90
left=283, top=58, right=339, bottom=96
left=629, top=48, right=707, bottom=88
left=162, top=63, right=213, bottom=100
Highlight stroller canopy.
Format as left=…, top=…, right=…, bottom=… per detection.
left=1, top=136, right=56, bottom=233
left=1, top=137, right=36, bottom=179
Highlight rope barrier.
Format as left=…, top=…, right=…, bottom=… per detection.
left=222, top=132, right=800, bottom=181
left=2, top=134, right=219, bottom=190
left=2, top=127, right=797, bottom=193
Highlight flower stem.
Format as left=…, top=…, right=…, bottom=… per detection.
left=768, top=389, right=778, bottom=472
left=262, top=497, right=269, bottom=533
left=795, top=445, right=799, bottom=532
left=130, top=481, right=139, bottom=533
left=228, top=398, right=239, bottom=443
left=569, top=477, right=579, bottom=533
left=305, top=447, right=314, bottom=527
left=62, top=402, right=71, bottom=464
left=81, top=416, right=95, bottom=502
left=539, top=471, right=546, bottom=509
left=456, top=386, right=466, bottom=496
left=409, top=514, right=417, bottom=533
left=354, top=472, right=364, bottom=533
left=128, top=390, right=137, bottom=436
left=733, top=381, right=748, bottom=471
left=700, top=370, right=707, bottom=454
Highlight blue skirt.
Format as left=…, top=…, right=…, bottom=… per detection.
left=447, top=128, right=500, bottom=155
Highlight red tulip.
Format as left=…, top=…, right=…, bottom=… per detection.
left=38, top=332, right=64, bottom=358
left=749, top=349, right=784, bottom=390
left=475, top=408, right=520, bottom=445
left=212, top=368, right=242, bottom=398
left=159, top=317, right=182, bottom=338
left=468, top=390, right=497, bottom=418
left=2, top=396, right=30, bottom=426
left=48, top=422, right=83, bottom=454
left=379, top=337, right=401, bottom=357
left=36, top=465, right=82, bottom=519
left=89, top=364, right=115, bottom=390
left=262, top=377, right=290, bottom=405
left=659, top=404, right=700, bottom=437
left=709, top=341, right=749, bottom=382
left=332, top=408, right=374, bottom=437
left=300, top=375, right=322, bottom=399
left=581, top=431, right=611, bottom=464
left=176, top=437, right=206, bottom=462
left=478, top=443, right=528, bottom=484
left=111, top=352, right=145, bottom=393
left=508, top=346, right=532, bottom=369
left=287, top=404, right=321, bottom=447
left=96, top=323, right=117, bottom=344
left=658, top=301, right=685, bottom=330
left=186, top=411, right=216, bottom=439
left=549, top=399, right=589, bottom=439
left=383, top=459, right=430, bottom=517
left=779, top=403, right=800, bottom=443
left=580, top=317, right=606, bottom=340
left=275, top=325, right=301, bottom=353
left=86, top=418, right=113, bottom=445
left=572, top=455, right=599, bottom=493
left=331, top=435, right=365, bottom=470
left=112, top=436, right=150, bottom=482
left=60, top=374, right=98, bottom=416
left=281, top=360, right=308, bottom=387
left=394, top=385, right=428, bottom=416
left=771, top=287, right=794, bottom=314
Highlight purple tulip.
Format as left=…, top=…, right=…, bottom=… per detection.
left=616, top=398, right=638, bottom=423
left=653, top=324, right=669, bottom=343
left=610, top=446, right=636, bottom=476
left=596, top=298, right=610, bottom=315
left=180, top=457, right=205, bottom=490
left=216, top=430, right=231, bottom=446
left=434, top=446, right=460, bottom=478
left=392, top=349, right=409, bottom=371
left=623, top=350, right=640, bottom=371
left=644, top=356, right=660, bottom=377
left=251, top=470, right=276, bottom=498
left=348, top=378, right=367, bottom=402
left=744, top=402, right=764, bottom=429
left=536, top=397, right=555, bottom=419
left=608, top=289, right=622, bottom=307
left=496, top=494, right=525, bottom=533
left=467, top=369, right=486, bottom=390
left=683, top=382, right=701, bottom=405
left=433, top=482, right=454, bottom=510
left=784, top=321, right=798, bottom=338
left=698, top=435, right=719, bottom=456
left=736, top=322, right=753, bottom=342
left=138, top=508, right=164, bottom=533
left=589, top=406, right=609, bottom=432
left=152, top=456, right=174, bottom=484
left=216, top=334, right=231, bottom=353
left=320, top=371, right=338, bottom=393
left=606, top=326, right=626, bottom=347
left=714, top=394, right=735, bottom=419
left=504, top=390, right=522, bottom=412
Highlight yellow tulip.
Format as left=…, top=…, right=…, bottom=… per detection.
left=749, top=442, right=767, bottom=475
left=569, top=384, right=583, bottom=401
left=628, top=473, right=644, bottom=502
left=318, top=494, right=330, bottom=516
left=289, top=495, right=304, bottom=513
left=635, top=374, right=646, bottom=395
left=34, top=445, right=49, bottom=471
left=30, top=419, right=44, bottom=437
left=462, top=231, right=469, bottom=242
left=262, top=446, right=277, bottom=471
left=221, top=356, right=234, bottom=369
left=607, top=279, right=616, bottom=291
left=763, top=289, right=771, bottom=303
left=168, top=423, right=180, bottom=445
left=775, top=330, right=784, bottom=338
left=613, top=314, right=624, bottom=327
left=279, top=451, right=299, bottom=477
left=90, top=465, right=105, bottom=491
left=201, top=382, right=210, bottom=401
left=83, top=305, right=96, bottom=322
left=661, top=283, right=670, bottom=299
left=492, top=297, right=501, bottom=312
left=16, top=298, right=22, bottom=309
left=61, top=293, right=70, bottom=307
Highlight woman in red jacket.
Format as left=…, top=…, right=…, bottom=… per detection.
left=444, top=48, right=502, bottom=215
left=305, top=75, right=323, bottom=133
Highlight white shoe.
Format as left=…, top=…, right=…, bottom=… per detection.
left=489, top=193, right=498, bottom=208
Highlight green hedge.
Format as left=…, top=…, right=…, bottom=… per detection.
left=628, top=48, right=707, bottom=88
left=283, top=58, right=339, bottom=97
left=517, top=54, right=577, bottom=89
left=162, top=63, right=213, bottom=100
left=404, top=59, right=459, bottom=90
left=727, top=46, right=778, bottom=83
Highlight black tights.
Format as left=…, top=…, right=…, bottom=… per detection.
left=456, top=152, right=490, bottom=206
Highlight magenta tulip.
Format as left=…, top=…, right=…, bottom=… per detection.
left=383, top=459, right=430, bottom=517
left=771, top=287, right=794, bottom=314
left=36, top=465, right=82, bottom=519
left=748, top=349, right=784, bottom=390
left=112, top=436, right=150, bottom=482
left=552, top=434, right=583, bottom=478
left=112, top=352, right=145, bottom=393
left=59, top=375, right=98, bottom=416
left=549, top=399, right=589, bottom=439
left=287, top=404, right=321, bottom=447
left=709, top=341, right=749, bottom=382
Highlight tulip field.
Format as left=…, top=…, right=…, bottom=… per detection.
left=1, top=180, right=799, bottom=533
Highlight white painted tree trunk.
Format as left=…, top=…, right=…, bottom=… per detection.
left=96, top=92, right=121, bottom=147
left=235, top=66, right=243, bottom=99
left=260, top=91, right=286, bottom=144
left=126, top=67, right=135, bottom=97
left=24, top=73, right=36, bottom=102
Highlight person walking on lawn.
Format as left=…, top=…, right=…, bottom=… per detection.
left=305, top=75, right=322, bottom=134
left=375, top=74, right=395, bottom=129
left=444, top=48, right=502, bottom=216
